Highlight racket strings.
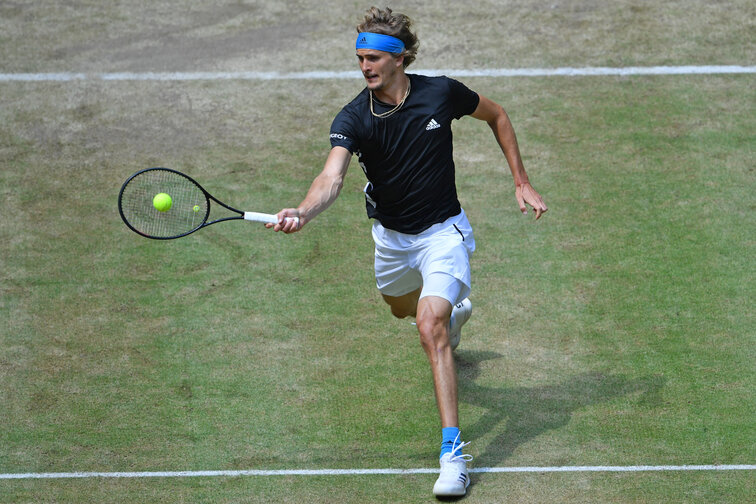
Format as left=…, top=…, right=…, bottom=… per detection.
left=120, top=169, right=208, bottom=238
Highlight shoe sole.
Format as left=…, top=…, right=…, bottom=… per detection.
left=448, top=299, right=472, bottom=350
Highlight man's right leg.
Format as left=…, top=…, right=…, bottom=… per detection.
left=382, top=288, right=421, bottom=319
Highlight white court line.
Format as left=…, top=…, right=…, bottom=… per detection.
left=1, top=465, right=754, bottom=480
left=0, top=65, right=754, bottom=82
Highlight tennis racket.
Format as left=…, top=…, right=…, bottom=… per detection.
left=118, top=167, right=297, bottom=239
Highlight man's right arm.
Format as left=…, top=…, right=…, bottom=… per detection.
left=269, top=146, right=352, bottom=233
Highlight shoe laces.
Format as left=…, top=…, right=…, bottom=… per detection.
left=445, top=433, right=473, bottom=463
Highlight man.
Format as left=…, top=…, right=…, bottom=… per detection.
left=268, top=6, right=547, bottom=498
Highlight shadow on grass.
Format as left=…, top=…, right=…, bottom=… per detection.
left=455, top=350, right=666, bottom=469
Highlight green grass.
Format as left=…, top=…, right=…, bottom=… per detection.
left=1, top=1, right=754, bottom=503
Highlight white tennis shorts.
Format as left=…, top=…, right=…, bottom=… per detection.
left=372, top=210, right=476, bottom=305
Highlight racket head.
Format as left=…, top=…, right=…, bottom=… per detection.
left=118, top=168, right=210, bottom=239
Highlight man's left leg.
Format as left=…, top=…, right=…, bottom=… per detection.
left=384, top=286, right=462, bottom=428
left=416, top=295, right=472, bottom=497
left=416, top=295, right=458, bottom=428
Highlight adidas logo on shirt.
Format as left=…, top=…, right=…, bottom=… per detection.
left=425, top=118, right=441, bottom=130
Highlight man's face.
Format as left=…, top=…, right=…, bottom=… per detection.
left=356, top=49, right=402, bottom=91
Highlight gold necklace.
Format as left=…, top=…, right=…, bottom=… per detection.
left=370, top=78, right=411, bottom=118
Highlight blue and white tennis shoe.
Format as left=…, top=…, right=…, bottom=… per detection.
left=433, top=437, right=473, bottom=497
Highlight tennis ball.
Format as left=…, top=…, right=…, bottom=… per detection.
left=153, top=192, right=172, bottom=212
left=193, top=205, right=200, bottom=212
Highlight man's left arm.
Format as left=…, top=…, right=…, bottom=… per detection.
left=470, top=94, right=548, bottom=220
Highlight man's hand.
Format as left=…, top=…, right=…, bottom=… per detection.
left=516, top=182, right=548, bottom=220
left=265, top=209, right=302, bottom=233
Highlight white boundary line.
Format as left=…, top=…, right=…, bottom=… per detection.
left=1, top=465, right=754, bottom=480
left=0, top=65, right=754, bottom=82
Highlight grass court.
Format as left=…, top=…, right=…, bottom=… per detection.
left=1, top=1, right=754, bottom=502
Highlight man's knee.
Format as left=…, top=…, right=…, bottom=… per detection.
left=415, top=296, right=453, bottom=351
left=416, top=313, right=451, bottom=352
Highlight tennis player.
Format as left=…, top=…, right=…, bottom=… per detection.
left=269, top=6, right=547, bottom=497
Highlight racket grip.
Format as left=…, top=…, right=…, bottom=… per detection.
left=243, top=212, right=279, bottom=224
left=243, top=212, right=299, bottom=226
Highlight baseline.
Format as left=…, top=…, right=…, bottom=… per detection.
left=0, top=65, right=754, bottom=82
left=2, top=464, right=754, bottom=480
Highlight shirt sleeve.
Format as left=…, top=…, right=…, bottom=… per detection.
left=329, top=108, right=360, bottom=153
left=448, top=78, right=480, bottom=119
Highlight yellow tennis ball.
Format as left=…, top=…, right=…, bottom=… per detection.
left=193, top=205, right=200, bottom=212
left=153, top=193, right=172, bottom=212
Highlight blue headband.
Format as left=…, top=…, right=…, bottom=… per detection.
left=356, top=32, right=405, bottom=53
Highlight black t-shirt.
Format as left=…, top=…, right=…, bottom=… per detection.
left=329, top=74, right=480, bottom=234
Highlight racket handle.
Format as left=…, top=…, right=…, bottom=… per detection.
left=244, top=212, right=278, bottom=223
left=243, top=212, right=299, bottom=226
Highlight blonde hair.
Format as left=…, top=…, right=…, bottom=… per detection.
left=356, top=6, right=419, bottom=67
